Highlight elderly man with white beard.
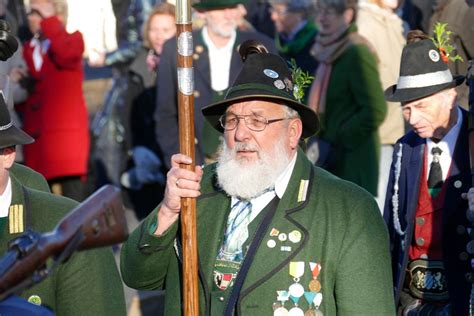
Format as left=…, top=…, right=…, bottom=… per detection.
left=121, top=41, right=395, bottom=315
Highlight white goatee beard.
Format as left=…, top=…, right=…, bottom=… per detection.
left=216, top=137, right=291, bottom=200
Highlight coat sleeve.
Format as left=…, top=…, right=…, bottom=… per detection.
left=154, top=38, right=179, bottom=171
left=41, top=16, right=84, bottom=70
left=336, top=45, right=387, bottom=149
left=335, top=189, right=396, bottom=315
left=120, top=205, right=179, bottom=290
left=54, top=247, right=127, bottom=316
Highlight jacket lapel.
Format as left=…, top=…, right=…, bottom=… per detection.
left=442, top=110, right=470, bottom=224
left=196, top=187, right=231, bottom=293
left=193, top=31, right=211, bottom=88
left=7, top=176, right=27, bottom=236
left=240, top=150, right=313, bottom=295
left=404, top=136, right=424, bottom=229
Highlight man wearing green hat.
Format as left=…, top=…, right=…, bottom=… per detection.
left=122, top=40, right=394, bottom=315
left=155, top=0, right=276, bottom=171
left=0, top=92, right=126, bottom=314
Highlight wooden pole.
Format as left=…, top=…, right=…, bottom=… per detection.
left=175, top=1, right=199, bottom=315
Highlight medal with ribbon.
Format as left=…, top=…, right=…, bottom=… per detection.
left=289, top=294, right=304, bottom=316
left=274, top=290, right=290, bottom=316
left=289, top=262, right=305, bottom=298
left=308, top=262, right=322, bottom=292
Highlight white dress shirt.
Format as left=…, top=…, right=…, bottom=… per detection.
left=0, top=176, right=12, bottom=218
left=426, top=106, right=463, bottom=182
left=202, top=26, right=236, bottom=92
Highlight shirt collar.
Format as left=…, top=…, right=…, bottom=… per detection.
left=0, top=176, right=12, bottom=218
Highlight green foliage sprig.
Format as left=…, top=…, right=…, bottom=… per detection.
left=288, top=58, right=314, bottom=102
left=431, top=22, right=463, bottom=63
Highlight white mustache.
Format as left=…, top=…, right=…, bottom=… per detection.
left=233, top=142, right=259, bottom=152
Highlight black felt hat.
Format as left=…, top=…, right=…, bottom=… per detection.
left=202, top=41, right=319, bottom=138
left=0, top=92, right=34, bottom=148
left=385, top=38, right=464, bottom=102
left=192, top=0, right=246, bottom=10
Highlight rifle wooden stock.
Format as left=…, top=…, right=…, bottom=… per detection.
left=176, top=1, right=199, bottom=315
left=0, top=185, right=128, bottom=296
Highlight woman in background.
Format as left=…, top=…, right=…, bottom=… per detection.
left=307, top=0, right=387, bottom=196
left=120, top=3, right=176, bottom=220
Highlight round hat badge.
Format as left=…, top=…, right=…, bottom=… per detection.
left=429, top=49, right=440, bottom=62
left=274, top=80, right=286, bottom=90
left=264, top=69, right=279, bottom=79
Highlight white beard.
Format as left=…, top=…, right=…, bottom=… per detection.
left=207, top=20, right=237, bottom=38
left=216, top=137, right=291, bottom=200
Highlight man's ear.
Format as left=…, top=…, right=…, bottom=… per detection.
left=288, top=119, right=303, bottom=149
left=343, top=8, right=355, bottom=25
left=2, top=147, right=16, bottom=169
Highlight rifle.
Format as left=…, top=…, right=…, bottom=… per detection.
left=0, top=185, right=128, bottom=300
left=175, top=1, right=199, bottom=315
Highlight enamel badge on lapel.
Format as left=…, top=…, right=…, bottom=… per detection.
left=9, top=204, right=24, bottom=234
left=298, top=180, right=309, bottom=202
left=28, top=295, right=42, bottom=305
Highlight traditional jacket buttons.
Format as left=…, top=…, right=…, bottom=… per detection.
left=420, top=254, right=428, bottom=259
left=219, top=296, right=225, bottom=302
left=416, top=217, right=425, bottom=226
left=416, top=237, right=425, bottom=246
left=457, top=225, right=467, bottom=235
left=460, top=252, right=469, bottom=261
left=467, top=240, right=474, bottom=254
left=466, top=272, right=474, bottom=283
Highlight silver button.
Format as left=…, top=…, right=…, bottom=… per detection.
left=420, top=253, right=428, bottom=259
left=416, top=237, right=425, bottom=246
left=219, top=296, right=225, bottom=302
left=416, top=217, right=425, bottom=226
left=457, top=225, right=467, bottom=235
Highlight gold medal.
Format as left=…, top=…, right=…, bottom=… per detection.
left=308, top=279, right=321, bottom=292
left=304, top=308, right=316, bottom=316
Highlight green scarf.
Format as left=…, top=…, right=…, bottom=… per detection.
left=275, top=21, right=318, bottom=56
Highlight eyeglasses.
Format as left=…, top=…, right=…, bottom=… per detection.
left=219, top=114, right=287, bottom=132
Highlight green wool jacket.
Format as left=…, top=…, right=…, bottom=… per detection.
left=318, top=40, right=387, bottom=196
left=121, top=150, right=395, bottom=315
left=0, top=175, right=126, bottom=316
left=10, top=162, right=50, bottom=192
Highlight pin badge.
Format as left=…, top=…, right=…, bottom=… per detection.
left=267, top=239, right=277, bottom=248
left=270, top=228, right=280, bottom=236
left=454, top=180, right=462, bottom=188
left=28, top=295, right=42, bottom=305
left=264, top=69, right=279, bottom=78
left=281, top=246, right=292, bottom=252
left=274, top=80, right=286, bottom=90
left=289, top=230, right=302, bottom=243
left=284, top=78, right=293, bottom=91
left=279, top=233, right=287, bottom=241
left=429, top=49, right=440, bottom=62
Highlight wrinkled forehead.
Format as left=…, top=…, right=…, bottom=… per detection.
left=225, top=100, right=286, bottom=115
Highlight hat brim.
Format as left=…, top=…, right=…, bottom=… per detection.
left=202, top=94, right=319, bottom=139
left=0, top=126, right=34, bottom=149
left=384, top=75, right=465, bottom=103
